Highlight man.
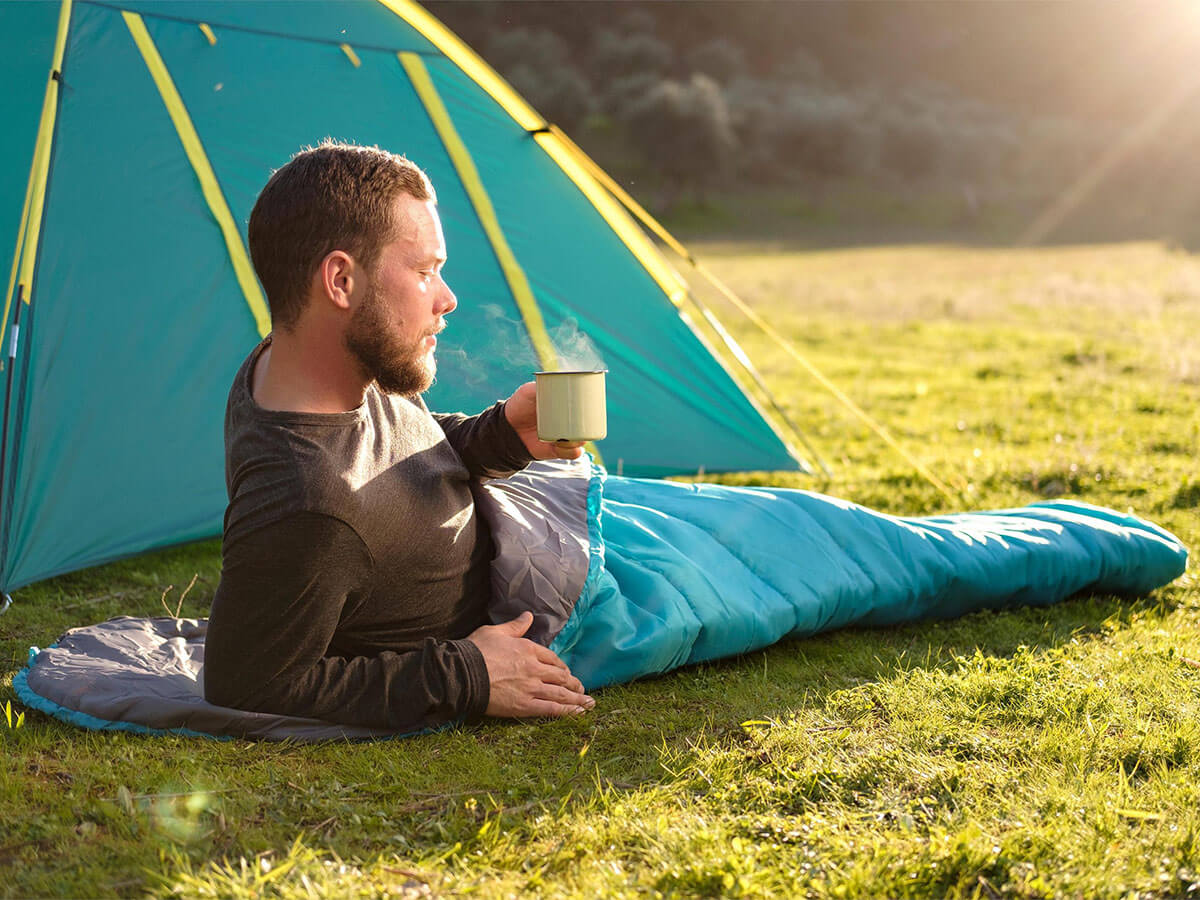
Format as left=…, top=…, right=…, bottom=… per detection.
left=204, top=142, right=594, bottom=732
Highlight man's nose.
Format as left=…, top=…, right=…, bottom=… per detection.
left=436, top=278, right=457, bottom=315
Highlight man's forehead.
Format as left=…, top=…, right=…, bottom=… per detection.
left=391, top=193, right=437, bottom=229
left=388, top=195, right=445, bottom=253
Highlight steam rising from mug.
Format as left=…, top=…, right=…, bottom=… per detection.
left=549, top=318, right=606, bottom=372
left=433, top=308, right=608, bottom=386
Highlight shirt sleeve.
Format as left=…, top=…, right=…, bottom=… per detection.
left=432, top=400, right=533, bottom=479
left=204, top=511, right=491, bottom=732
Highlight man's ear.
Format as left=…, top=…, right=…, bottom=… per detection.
left=315, top=250, right=358, bottom=312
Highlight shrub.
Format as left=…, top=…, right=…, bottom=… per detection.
left=484, top=29, right=595, bottom=131
left=622, top=74, right=738, bottom=204
left=687, top=39, right=748, bottom=82
left=590, top=29, right=673, bottom=113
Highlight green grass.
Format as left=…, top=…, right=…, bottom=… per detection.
left=2, top=240, right=1198, bottom=898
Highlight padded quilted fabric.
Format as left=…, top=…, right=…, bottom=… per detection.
left=15, top=617, right=397, bottom=741
left=553, top=467, right=1187, bottom=688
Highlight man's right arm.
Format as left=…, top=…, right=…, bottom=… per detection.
left=204, top=512, right=490, bottom=732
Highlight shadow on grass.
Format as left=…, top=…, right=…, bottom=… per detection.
left=572, top=582, right=1185, bottom=785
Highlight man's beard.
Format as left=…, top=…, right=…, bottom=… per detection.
left=343, top=279, right=436, bottom=397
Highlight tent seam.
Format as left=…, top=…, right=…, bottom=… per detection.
left=121, top=11, right=271, bottom=339
left=77, top=0, right=445, bottom=56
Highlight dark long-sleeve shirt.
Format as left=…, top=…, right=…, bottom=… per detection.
left=203, top=337, right=533, bottom=732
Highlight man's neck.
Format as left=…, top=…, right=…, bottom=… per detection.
left=252, top=331, right=371, bottom=414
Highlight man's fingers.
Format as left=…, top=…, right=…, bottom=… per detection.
left=534, top=662, right=569, bottom=685
left=519, top=699, right=590, bottom=718
left=530, top=646, right=585, bottom=692
left=553, top=443, right=584, bottom=459
left=521, top=681, right=594, bottom=717
left=498, top=611, right=533, bottom=636
left=535, top=663, right=585, bottom=695
left=485, top=671, right=595, bottom=719
left=477, top=621, right=592, bottom=719
left=530, top=641, right=570, bottom=669
left=536, top=685, right=594, bottom=710
left=532, top=662, right=585, bottom=695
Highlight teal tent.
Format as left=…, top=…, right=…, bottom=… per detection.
left=0, top=0, right=806, bottom=594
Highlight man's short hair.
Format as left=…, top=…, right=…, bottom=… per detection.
left=248, top=140, right=434, bottom=331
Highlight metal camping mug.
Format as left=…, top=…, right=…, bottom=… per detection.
left=535, top=370, right=608, bottom=443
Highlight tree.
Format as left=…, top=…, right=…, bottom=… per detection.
left=589, top=29, right=673, bottom=114
left=484, top=28, right=596, bottom=131
left=767, top=89, right=874, bottom=181
left=621, top=74, right=738, bottom=208
left=687, top=39, right=747, bottom=82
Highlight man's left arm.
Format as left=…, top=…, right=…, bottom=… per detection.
left=433, top=383, right=583, bottom=478
left=433, top=400, right=532, bottom=479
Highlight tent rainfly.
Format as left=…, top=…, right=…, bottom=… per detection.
left=0, top=0, right=808, bottom=596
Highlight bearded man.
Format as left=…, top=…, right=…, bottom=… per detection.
left=203, top=142, right=593, bottom=732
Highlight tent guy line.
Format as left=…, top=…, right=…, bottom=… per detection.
left=544, top=125, right=967, bottom=500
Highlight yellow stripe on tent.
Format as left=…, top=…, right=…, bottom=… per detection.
left=374, top=0, right=688, bottom=307
left=198, top=23, right=216, bottom=46
left=340, top=44, right=361, bottom=68
left=532, top=131, right=688, bottom=306
left=378, top=0, right=542, bottom=131
left=398, top=51, right=558, bottom=373
left=3, top=0, right=73, bottom=350
left=3, top=140, right=38, bottom=348
left=122, top=12, right=271, bottom=339
left=549, top=125, right=691, bottom=261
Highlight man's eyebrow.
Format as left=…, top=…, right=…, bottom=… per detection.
left=406, top=250, right=446, bottom=267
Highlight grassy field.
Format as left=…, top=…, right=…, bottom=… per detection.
left=2, top=240, right=1198, bottom=898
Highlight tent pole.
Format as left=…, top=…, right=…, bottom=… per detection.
left=0, top=286, right=25, bottom=600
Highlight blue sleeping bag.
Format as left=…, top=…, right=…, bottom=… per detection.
left=480, top=457, right=1188, bottom=690
left=17, top=456, right=1188, bottom=740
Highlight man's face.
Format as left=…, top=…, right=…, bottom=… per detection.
left=344, top=193, right=456, bottom=396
